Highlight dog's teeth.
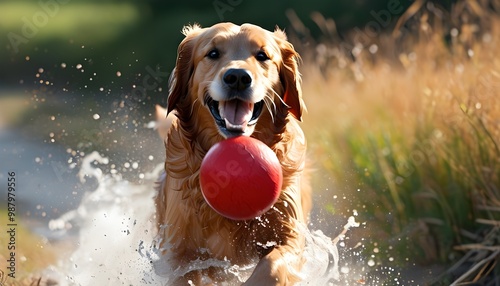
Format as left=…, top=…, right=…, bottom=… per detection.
left=219, top=102, right=225, bottom=119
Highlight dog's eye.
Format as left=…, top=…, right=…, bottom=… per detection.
left=255, top=51, right=269, bottom=61
left=207, top=49, right=220, bottom=59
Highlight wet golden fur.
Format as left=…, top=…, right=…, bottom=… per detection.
left=156, top=22, right=311, bottom=285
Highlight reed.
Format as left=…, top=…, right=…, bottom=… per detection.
left=300, top=1, right=500, bottom=283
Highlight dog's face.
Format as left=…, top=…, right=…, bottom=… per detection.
left=167, top=22, right=304, bottom=138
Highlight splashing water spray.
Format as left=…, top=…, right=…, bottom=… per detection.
left=42, top=151, right=363, bottom=285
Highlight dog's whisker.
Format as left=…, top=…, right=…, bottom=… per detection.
left=273, top=89, right=288, bottom=107
left=263, top=96, right=276, bottom=123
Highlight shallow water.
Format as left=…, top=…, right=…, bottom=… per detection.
left=43, top=151, right=354, bottom=285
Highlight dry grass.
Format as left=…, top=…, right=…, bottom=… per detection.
left=299, top=1, right=500, bottom=284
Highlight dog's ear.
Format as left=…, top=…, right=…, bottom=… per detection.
left=167, top=24, right=203, bottom=114
left=274, top=28, right=305, bottom=121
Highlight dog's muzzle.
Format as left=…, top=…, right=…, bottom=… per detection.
left=206, top=97, right=264, bottom=137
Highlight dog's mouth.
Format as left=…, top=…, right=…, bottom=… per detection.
left=205, top=97, right=264, bottom=137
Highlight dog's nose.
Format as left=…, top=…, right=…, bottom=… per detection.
left=223, top=69, right=252, bottom=91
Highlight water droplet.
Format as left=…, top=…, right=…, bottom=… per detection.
left=450, top=28, right=459, bottom=37
left=116, top=71, right=122, bottom=77
left=76, top=64, right=82, bottom=69
left=61, top=63, right=67, bottom=68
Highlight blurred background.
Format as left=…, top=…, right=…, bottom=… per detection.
left=0, top=0, right=420, bottom=89
left=0, top=0, right=417, bottom=224
left=1, top=0, right=500, bottom=285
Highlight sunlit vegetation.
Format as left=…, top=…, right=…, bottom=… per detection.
left=301, top=1, right=500, bottom=284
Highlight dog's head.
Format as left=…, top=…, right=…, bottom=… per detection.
left=167, top=22, right=304, bottom=138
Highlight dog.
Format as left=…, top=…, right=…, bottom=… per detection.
left=155, top=22, right=311, bottom=285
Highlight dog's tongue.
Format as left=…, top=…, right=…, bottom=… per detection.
left=220, top=100, right=254, bottom=129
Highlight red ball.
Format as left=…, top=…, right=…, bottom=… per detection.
left=199, top=136, right=283, bottom=220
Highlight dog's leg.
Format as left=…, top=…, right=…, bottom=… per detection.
left=243, top=241, right=304, bottom=286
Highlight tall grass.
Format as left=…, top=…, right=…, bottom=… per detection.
left=300, top=1, right=500, bottom=283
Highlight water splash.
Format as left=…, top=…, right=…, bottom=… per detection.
left=45, top=152, right=163, bottom=285
left=44, top=151, right=348, bottom=285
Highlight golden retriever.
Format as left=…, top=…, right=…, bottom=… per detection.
left=156, top=22, right=311, bottom=285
